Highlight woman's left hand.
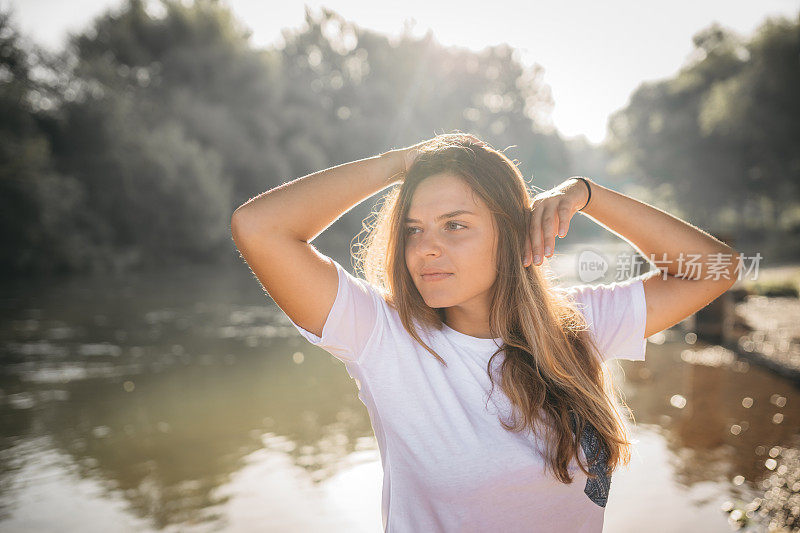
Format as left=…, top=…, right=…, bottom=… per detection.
left=523, top=177, right=592, bottom=267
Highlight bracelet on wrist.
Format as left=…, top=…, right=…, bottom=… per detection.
left=575, top=177, right=592, bottom=211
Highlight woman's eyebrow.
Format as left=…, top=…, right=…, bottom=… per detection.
left=404, top=209, right=476, bottom=223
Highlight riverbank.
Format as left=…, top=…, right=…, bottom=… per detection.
left=727, top=295, right=800, bottom=385
left=723, top=265, right=800, bottom=385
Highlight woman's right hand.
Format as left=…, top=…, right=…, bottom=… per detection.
left=399, top=139, right=429, bottom=172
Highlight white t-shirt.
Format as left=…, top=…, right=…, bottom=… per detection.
left=288, top=258, right=649, bottom=533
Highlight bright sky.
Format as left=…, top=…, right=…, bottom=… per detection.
left=4, top=0, right=798, bottom=144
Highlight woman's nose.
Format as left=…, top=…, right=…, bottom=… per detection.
left=416, top=232, right=443, bottom=256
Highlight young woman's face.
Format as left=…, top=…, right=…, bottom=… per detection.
left=404, top=172, right=498, bottom=312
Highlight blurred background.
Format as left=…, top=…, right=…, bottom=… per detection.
left=0, top=0, right=798, bottom=531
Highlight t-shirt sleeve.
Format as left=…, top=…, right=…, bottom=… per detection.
left=286, top=257, right=386, bottom=365
left=562, top=275, right=649, bottom=362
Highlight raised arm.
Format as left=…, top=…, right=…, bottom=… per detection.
left=230, top=148, right=408, bottom=337
left=524, top=177, right=738, bottom=339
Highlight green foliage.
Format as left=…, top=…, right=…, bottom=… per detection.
left=0, top=0, right=575, bottom=277
left=0, top=9, right=93, bottom=276
left=0, top=0, right=797, bottom=277
left=606, top=15, right=800, bottom=258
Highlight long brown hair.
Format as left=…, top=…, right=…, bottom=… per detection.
left=353, top=132, right=635, bottom=484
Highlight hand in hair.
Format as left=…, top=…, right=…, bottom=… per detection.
left=523, top=177, right=593, bottom=267
left=399, top=139, right=429, bottom=172
left=396, top=133, right=488, bottom=172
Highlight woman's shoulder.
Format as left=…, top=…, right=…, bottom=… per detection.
left=556, top=276, right=649, bottom=362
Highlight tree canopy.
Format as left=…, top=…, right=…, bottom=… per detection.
left=1, top=0, right=797, bottom=277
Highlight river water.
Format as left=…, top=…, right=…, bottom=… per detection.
left=0, top=247, right=796, bottom=532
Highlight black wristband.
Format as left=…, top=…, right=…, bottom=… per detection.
left=576, top=177, right=592, bottom=211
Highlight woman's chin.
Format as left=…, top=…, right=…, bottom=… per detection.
left=422, top=295, right=455, bottom=309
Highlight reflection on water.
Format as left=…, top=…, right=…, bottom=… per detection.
left=605, top=331, right=799, bottom=532
left=0, top=256, right=797, bottom=532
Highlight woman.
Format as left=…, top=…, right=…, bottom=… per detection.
left=230, top=132, right=737, bottom=532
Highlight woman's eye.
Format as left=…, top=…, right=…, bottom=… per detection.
left=405, top=222, right=466, bottom=235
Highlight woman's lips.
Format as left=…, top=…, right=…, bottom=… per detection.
left=422, top=273, right=453, bottom=281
